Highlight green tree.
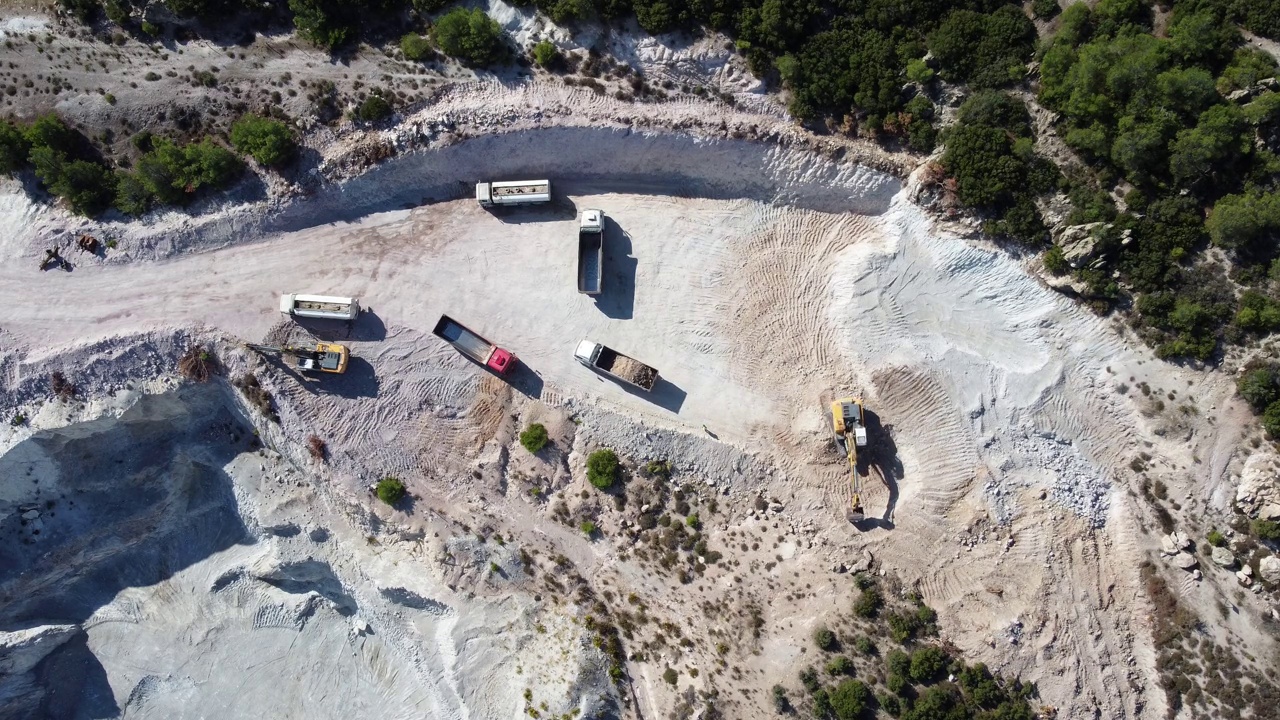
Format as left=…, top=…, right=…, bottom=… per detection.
left=829, top=679, right=869, bottom=720
left=813, top=626, right=836, bottom=650
left=401, top=33, right=434, bottom=61
left=909, top=646, right=948, bottom=683
left=853, top=587, right=882, bottom=618
left=519, top=423, right=549, bottom=452
left=289, top=0, right=356, bottom=50
left=586, top=448, right=618, bottom=488
left=1253, top=518, right=1280, bottom=540
left=1237, top=366, right=1280, bottom=411
left=230, top=115, right=296, bottom=168
left=433, top=7, right=506, bottom=67
left=357, top=95, right=393, bottom=121
left=25, top=114, right=79, bottom=155
left=1208, top=190, right=1280, bottom=251
left=1168, top=104, right=1251, bottom=188
left=376, top=476, right=406, bottom=504
left=1264, top=400, right=1280, bottom=437
left=0, top=120, right=30, bottom=174
left=531, top=39, right=560, bottom=68
left=114, top=171, right=152, bottom=215
left=1217, top=48, right=1278, bottom=93
left=1167, top=10, right=1237, bottom=68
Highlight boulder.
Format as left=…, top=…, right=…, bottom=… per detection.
left=1171, top=531, right=1192, bottom=551
left=1171, top=552, right=1198, bottom=570
left=0, top=624, right=79, bottom=676
left=1211, top=546, right=1236, bottom=568
left=1235, top=451, right=1280, bottom=520
left=1236, top=570, right=1253, bottom=587
left=1260, top=556, right=1280, bottom=585
left=1054, top=222, right=1109, bottom=268
left=1160, top=534, right=1178, bottom=556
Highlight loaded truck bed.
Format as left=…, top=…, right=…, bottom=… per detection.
left=576, top=341, right=659, bottom=391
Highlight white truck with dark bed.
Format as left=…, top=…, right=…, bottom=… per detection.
left=577, top=209, right=604, bottom=295
left=574, top=340, right=658, bottom=391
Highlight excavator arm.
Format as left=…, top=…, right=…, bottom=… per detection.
left=831, top=398, right=867, bottom=522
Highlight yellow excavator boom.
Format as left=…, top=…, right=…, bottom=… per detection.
left=831, top=398, right=867, bottom=522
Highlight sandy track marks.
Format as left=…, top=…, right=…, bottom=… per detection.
left=872, top=367, right=979, bottom=518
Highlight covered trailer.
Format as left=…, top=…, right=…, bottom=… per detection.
left=476, top=180, right=552, bottom=207
left=279, top=294, right=360, bottom=321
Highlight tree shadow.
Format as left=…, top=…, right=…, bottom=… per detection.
left=854, top=408, right=901, bottom=529
left=33, top=630, right=119, bottom=719
left=594, top=216, right=636, bottom=320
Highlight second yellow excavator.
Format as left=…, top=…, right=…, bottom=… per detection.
left=831, top=398, right=869, bottom=523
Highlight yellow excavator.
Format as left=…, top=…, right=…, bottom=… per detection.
left=245, top=342, right=350, bottom=374
left=831, top=397, right=869, bottom=523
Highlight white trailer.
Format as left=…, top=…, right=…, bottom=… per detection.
left=476, top=179, right=552, bottom=207
left=279, top=294, right=360, bottom=321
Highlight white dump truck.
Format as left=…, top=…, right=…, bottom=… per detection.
left=578, top=209, right=604, bottom=295
left=475, top=179, right=552, bottom=207
left=279, top=294, right=360, bottom=321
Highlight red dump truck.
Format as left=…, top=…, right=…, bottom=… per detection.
left=432, top=315, right=516, bottom=375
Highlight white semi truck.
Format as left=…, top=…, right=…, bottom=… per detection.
left=279, top=294, right=360, bottom=321
left=575, top=340, right=658, bottom=391
left=577, top=209, right=604, bottom=295
left=475, top=179, right=552, bottom=207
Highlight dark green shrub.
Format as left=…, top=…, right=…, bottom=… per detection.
left=520, top=423, right=549, bottom=453
left=855, top=635, right=876, bottom=655
left=231, top=115, right=296, bottom=168
left=814, top=626, right=836, bottom=651
left=587, top=448, right=618, bottom=489
left=401, top=33, right=434, bottom=61
left=909, top=646, right=948, bottom=683
left=1032, top=0, right=1060, bottom=19
left=532, top=39, right=560, bottom=68
left=376, top=476, right=406, bottom=505
left=853, top=587, right=882, bottom=618
left=1044, top=245, right=1068, bottom=275
left=356, top=95, right=393, bottom=122
left=829, top=679, right=869, bottom=720
left=1263, top=400, right=1280, bottom=437
left=0, top=119, right=30, bottom=174
left=1253, top=518, right=1280, bottom=540
left=1237, top=367, right=1279, bottom=412
left=1206, top=529, right=1226, bottom=547
left=432, top=7, right=506, bottom=67
left=826, top=655, right=853, bottom=675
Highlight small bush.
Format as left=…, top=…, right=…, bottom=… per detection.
left=1043, top=245, right=1068, bottom=275
left=826, top=655, right=853, bottom=675
left=519, top=423, right=549, bottom=453
left=234, top=373, right=277, bottom=423
left=1253, top=519, right=1280, bottom=541
left=813, top=626, right=836, bottom=651
left=178, top=345, right=217, bottom=382
left=356, top=95, right=392, bottom=122
left=586, top=448, right=618, bottom=489
left=1032, top=0, right=1060, bottom=19
left=829, top=679, right=869, bottom=720
left=230, top=114, right=296, bottom=168
left=853, top=587, right=882, bottom=618
left=909, top=646, right=948, bottom=683
left=50, top=371, right=76, bottom=400
left=686, top=513, right=700, bottom=529
left=580, top=520, right=597, bottom=535
left=531, top=39, right=560, bottom=69
left=376, top=476, right=406, bottom=505
left=855, top=635, right=876, bottom=655
left=772, top=684, right=791, bottom=713
left=400, top=33, right=434, bottom=61
left=1206, top=529, right=1226, bottom=547
left=307, top=435, right=327, bottom=461
left=662, top=666, right=678, bottom=685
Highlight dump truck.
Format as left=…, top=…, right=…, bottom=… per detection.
left=279, top=294, right=360, bottom=321
left=432, top=315, right=516, bottom=375
left=575, top=340, right=658, bottom=391
left=578, top=209, right=604, bottom=295
left=246, top=343, right=350, bottom=374
left=475, top=179, right=552, bottom=207
left=831, top=398, right=870, bottom=523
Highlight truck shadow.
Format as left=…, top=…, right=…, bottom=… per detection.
left=490, top=196, right=578, bottom=223
left=293, top=311, right=387, bottom=342
left=610, top=374, right=686, bottom=414
left=506, top=362, right=545, bottom=400
left=595, top=217, right=636, bottom=320
left=854, top=408, right=901, bottom=529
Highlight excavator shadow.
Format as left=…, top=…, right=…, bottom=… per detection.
left=855, top=408, right=902, bottom=528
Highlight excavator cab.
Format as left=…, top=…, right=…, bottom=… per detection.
left=294, top=343, right=349, bottom=374
left=831, top=398, right=868, bottom=523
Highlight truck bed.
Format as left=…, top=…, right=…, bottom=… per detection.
left=433, top=317, right=492, bottom=363
left=597, top=348, right=658, bottom=389
left=578, top=231, right=602, bottom=294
